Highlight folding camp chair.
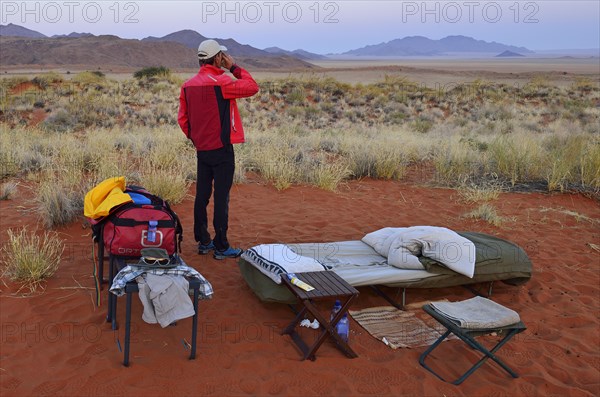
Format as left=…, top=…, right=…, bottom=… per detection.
left=419, top=303, right=526, bottom=385
left=118, top=274, right=200, bottom=366
left=105, top=253, right=203, bottom=366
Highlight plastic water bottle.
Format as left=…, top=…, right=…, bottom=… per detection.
left=336, top=313, right=349, bottom=343
left=147, top=220, right=157, bottom=242
left=331, top=299, right=342, bottom=322
left=330, top=300, right=349, bottom=342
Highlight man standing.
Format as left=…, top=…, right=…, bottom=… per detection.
left=178, top=39, right=259, bottom=259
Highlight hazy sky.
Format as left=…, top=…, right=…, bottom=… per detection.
left=2, top=1, right=599, bottom=53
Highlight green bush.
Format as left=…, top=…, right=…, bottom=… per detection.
left=72, top=71, right=106, bottom=85
left=134, top=66, right=171, bottom=79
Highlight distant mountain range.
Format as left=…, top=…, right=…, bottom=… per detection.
left=52, top=32, right=94, bottom=39
left=496, top=50, right=525, bottom=58
left=143, top=29, right=281, bottom=58
left=0, top=23, right=324, bottom=60
left=1, top=23, right=552, bottom=70
left=0, top=24, right=316, bottom=69
left=0, top=35, right=201, bottom=69
left=264, top=47, right=327, bottom=60
left=343, top=35, right=533, bottom=56
left=0, top=23, right=46, bottom=38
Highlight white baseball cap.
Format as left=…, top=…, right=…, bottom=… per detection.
left=197, top=39, right=228, bottom=60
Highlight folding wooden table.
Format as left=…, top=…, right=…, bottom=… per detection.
left=281, top=271, right=359, bottom=361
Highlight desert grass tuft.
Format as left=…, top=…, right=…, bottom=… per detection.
left=309, top=158, right=352, bottom=191
left=344, top=138, right=408, bottom=180
left=539, top=207, right=600, bottom=225
left=35, top=181, right=80, bottom=229
left=262, top=158, right=296, bottom=191
left=457, top=180, right=503, bottom=203
left=0, top=181, right=18, bottom=200
left=575, top=136, right=600, bottom=190
left=139, top=165, right=191, bottom=205
left=373, top=150, right=407, bottom=180
left=433, top=139, right=479, bottom=184
left=0, top=227, right=64, bottom=293
left=488, top=133, right=542, bottom=186
left=251, top=140, right=298, bottom=191
left=234, top=148, right=250, bottom=184
left=464, top=203, right=504, bottom=226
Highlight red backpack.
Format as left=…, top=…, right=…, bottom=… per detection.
left=99, top=186, right=183, bottom=258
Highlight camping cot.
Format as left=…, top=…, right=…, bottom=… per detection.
left=238, top=231, right=532, bottom=306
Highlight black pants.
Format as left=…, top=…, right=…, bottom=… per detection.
left=194, top=145, right=235, bottom=251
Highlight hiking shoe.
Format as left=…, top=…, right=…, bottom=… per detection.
left=198, top=241, right=215, bottom=255
left=213, top=247, right=243, bottom=260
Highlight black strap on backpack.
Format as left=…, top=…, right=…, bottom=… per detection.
left=163, top=200, right=184, bottom=253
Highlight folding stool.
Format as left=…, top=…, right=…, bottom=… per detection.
left=419, top=302, right=526, bottom=385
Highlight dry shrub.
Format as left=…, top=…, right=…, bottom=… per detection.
left=1, top=227, right=64, bottom=293
left=234, top=148, right=250, bottom=184
left=72, top=71, right=106, bottom=85
left=488, top=133, right=544, bottom=186
left=35, top=181, right=80, bottom=229
left=0, top=181, right=18, bottom=200
left=464, top=203, right=503, bottom=227
left=580, top=141, right=600, bottom=190
left=139, top=165, right=190, bottom=204
left=263, top=158, right=296, bottom=191
left=373, top=150, right=407, bottom=180
left=433, top=139, right=479, bottom=184
left=345, top=139, right=407, bottom=180
left=251, top=142, right=298, bottom=191
left=457, top=180, right=503, bottom=203
left=310, top=158, right=352, bottom=191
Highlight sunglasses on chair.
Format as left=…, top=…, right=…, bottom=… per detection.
left=140, top=256, right=171, bottom=267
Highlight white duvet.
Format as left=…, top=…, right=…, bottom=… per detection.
left=361, top=226, right=476, bottom=278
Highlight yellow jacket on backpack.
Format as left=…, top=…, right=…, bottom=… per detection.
left=84, top=176, right=132, bottom=219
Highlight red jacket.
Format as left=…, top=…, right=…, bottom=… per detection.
left=178, top=64, right=259, bottom=151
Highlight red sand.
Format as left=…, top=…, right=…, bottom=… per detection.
left=1, top=179, right=599, bottom=396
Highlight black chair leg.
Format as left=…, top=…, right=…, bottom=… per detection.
left=190, top=287, right=199, bottom=360
left=419, top=330, right=453, bottom=383
left=106, top=255, right=114, bottom=324
left=420, top=327, right=523, bottom=385
left=123, top=291, right=132, bottom=366
left=107, top=255, right=119, bottom=330
left=98, top=237, right=105, bottom=288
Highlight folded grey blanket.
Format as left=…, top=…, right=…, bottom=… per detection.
left=430, top=296, right=521, bottom=329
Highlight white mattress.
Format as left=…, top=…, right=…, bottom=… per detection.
left=288, top=241, right=437, bottom=287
